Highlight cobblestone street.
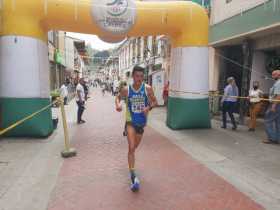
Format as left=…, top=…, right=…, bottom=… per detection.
left=46, top=90, right=264, bottom=210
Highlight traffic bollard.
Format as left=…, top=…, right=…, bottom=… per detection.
left=59, top=98, right=77, bottom=158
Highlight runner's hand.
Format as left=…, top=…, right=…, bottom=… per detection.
left=143, top=107, right=150, bottom=116
left=116, top=104, right=122, bottom=112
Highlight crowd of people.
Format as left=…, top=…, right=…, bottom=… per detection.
left=221, top=70, right=280, bottom=144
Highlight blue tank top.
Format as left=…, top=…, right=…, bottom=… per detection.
left=126, top=83, right=149, bottom=127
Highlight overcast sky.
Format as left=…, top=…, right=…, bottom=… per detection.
left=66, top=32, right=121, bottom=51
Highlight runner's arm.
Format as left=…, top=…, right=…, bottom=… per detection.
left=146, top=85, right=158, bottom=110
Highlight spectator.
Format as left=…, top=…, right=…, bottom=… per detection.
left=263, top=70, right=280, bottom=144
left=60, top=81, right=69, bottom=105
left=221, top=77, right=239, bottom=130
left=248, top=81, right=263, bottom=131
left=76, top=78, right=86, bottom=124
left=83, top=82, right=89, bottom=101
left=113, top=80, right=120, bottom=96
left=110, top=82, right=114, bottom=96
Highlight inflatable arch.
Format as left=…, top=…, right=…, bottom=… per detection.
left=0, top=0, right=210, bottom=137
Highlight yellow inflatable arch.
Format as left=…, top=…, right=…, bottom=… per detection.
left=0, top=0, right=210, bottom=137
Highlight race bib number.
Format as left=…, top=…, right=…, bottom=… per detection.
left=132, top=102, right=145, bottom=113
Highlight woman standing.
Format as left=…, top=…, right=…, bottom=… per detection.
left=248, top=81, right=263, bottom=131
left=221, top=77, right=239, bottom=130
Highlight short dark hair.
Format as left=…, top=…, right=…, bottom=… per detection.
left=132, top=65, right=145, bottom=75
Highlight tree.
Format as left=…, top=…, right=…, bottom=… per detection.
left=85, top=44, right=110, bottom=72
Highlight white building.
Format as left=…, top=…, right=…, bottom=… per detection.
left=65, top=36, right=87, bottom=80
left=117, top=35, right=170, bottom=105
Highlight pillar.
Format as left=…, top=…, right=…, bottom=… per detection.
left=0, top=36, right=53, bottom=137
left=167, top=47, right=211, bottom=129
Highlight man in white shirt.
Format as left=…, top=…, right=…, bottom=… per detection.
left=76, top=78, right=86, bottom=124
left=248, top=81, right=263, bottom=131
left=60, top=82, right=69, bottom=105
left=113, top=80, right=120, bottom=96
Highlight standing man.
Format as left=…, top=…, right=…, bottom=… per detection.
left=60, top=81, right=69, bottom=105
left=76, top=78, right=86, bottom=124
left=113, top=79, right=120, bottom=96
left=263, top=70, right=280, bottom=144
left=84, top=83, right=89, bottom=101
left=115, top=66, right=157, bottom=192
left=248, top=81, right=263, bottom=131
left=221, top=77, right=239, bottom=130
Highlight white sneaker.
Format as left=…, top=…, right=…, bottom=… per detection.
left=130, top=177, right=140, bottom=192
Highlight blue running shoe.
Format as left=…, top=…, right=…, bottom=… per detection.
left=130, top=177, right=140, bottom=192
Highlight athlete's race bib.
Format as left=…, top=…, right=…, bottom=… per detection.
left=130, top=96, right=145, bottom=113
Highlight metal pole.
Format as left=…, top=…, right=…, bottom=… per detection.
left=60, top=98, right=77, bottom=158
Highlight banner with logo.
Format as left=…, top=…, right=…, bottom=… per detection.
left=91, top=0, right=137, bottom=35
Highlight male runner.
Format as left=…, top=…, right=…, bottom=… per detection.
left=115, top=66, right=157, bottom=192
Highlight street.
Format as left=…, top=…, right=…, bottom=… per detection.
left=1, top=89, right=279, bottom=210
left=1, top=0, right=280, bottom=209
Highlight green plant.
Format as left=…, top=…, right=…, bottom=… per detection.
left=50, top=90, right=60, bottom=98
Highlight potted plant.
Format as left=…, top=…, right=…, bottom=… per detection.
left=50, top=90, right=60, bottom=107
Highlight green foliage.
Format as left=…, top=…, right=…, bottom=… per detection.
left=50, top=90, right=60, bottom=97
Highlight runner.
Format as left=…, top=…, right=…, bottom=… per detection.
left=115, top=66, right=157, bottom=192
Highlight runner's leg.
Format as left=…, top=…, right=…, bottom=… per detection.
left=127, top=124, right=137, bottom=172
left=135, top=133, right=143, bottom=149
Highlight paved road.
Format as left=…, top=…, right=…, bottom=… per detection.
left=47, top=90, right=264, bottom=210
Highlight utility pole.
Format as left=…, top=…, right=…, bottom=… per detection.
left=239, top=40, right=253, bottom=125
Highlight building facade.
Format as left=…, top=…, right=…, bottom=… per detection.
left=65, top=35, right=88, bottom=84
left=116, top=36, right=171, bottom=105
left=209, top=0, right=280, bottom=116
left=48, top=31, right=89, bottom=91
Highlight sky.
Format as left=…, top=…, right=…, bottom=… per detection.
left=66, top=32, right=121, bottom=51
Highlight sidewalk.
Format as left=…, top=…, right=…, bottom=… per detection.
left=0, top=90, right=278, bottom=210
left=0, top=98, right=79, bottom=210
left=149, top=107, right=280, bottom=210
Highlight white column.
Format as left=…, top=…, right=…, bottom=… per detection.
left=0, top=36, right=50, bottom=98
left=167, top=47, right=211, bottom=129
left=0, top=36, right=53, bottom=137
